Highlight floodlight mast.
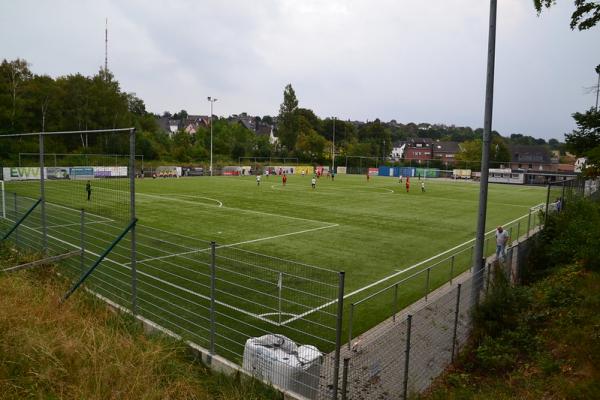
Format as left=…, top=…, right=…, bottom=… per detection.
left=473, top=0, right=497, bottom=297
left=207, top=96, right=218, bottom=176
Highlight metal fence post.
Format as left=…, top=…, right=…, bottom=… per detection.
left=527, top=209, right=531, bottom=238
left=210, top=241, right=217, bottom=360
left=484, top=236, right=489, bottom=258
left=341, top=357, right=350, bottom=400
left=425, top=267, right=430, bottom=300
left=347, top=303, right=354, bottom=351
left=402, top=314, right=413, bottom=400
left=450, top=255, right=455, bottom=284
left=486, top=263, right=491, bottom=294
left=39, top=133, right=47, bottom=253
left=451, top=284, right=462, bottom=362
left=13, top=193, right=18, bottom=247
left=278, top=272, right=283, bottom=324
left=508, top=244, right=516, bottom=283
left=544, top=183, right=551, bottom=225
left=80, top=209, right=85, bottom=276
left=332, top=271, right=345, bottom=400
left=393, top=283, right=399, bottom=322
left=516, top=221, right=520, bottom=243
left=472, top=257, right=485, bottom=306
left=1, top=181, right=5, bottom=219
left=129, top=128, right=137, bottom=316
left=469, top=245, right=474, bottom=272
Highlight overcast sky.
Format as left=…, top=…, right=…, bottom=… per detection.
left=1, top=0, right=598, bottom=140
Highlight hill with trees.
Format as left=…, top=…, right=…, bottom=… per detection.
left=1, top=59, right=564, bottom=167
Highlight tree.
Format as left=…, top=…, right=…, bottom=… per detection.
left=171, top=131, right=193, bottom=161
left=534, top=1, right=600, bottom=30
left=565, top=108, right=600, bottom=176
left=0, top=58, right=32, bottom=132
left=127, top=93, right=146, bottom=116
left=456, top=140, right=483, bottom=163
left=548, top=138, right=561, bottom=149
left=295, top=113, right=326, bottom=161
left=277, top=84, right=300, bottom=151
left=172, top=109, right=188, bottom=120
left=491, top=136, right=511, bottom=165
left=565, top=108, right=600, bottom=154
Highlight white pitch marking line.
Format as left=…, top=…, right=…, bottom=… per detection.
left=128, top=247, right=210, bottom=266
left=218, top=224, right=340, bottom=249
left=13, top=219, right=286, bottom=327
left=270, top=183, right=394, bottom=195
left=8, top=193, right=115, bottom=222
left=45, top=202, right=115, bottom=222
left=98, top=187, right=337, bottom=226
left=39, top=220, right=115, bottom=230
left=150, top=193, right=223, bottom=207
left=280, top=210, right=535, bottom=326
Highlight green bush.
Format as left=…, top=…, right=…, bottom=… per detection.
left=471, top=268, right=531, bottom=340
left=526, top=196, right=600, bottom=280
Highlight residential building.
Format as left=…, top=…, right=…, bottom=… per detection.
left=432, top=141, right=461, bottom=164
left=402, top=138, right=434, bottom=161
left=508, top=145, right=557, bottom=171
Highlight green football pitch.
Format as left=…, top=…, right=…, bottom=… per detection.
left=131, top=174, right=545, bottom=285
left=2, top=174, right=547, bottom=355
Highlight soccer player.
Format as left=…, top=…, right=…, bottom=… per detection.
left=399, top=175, right=403, bottom=184
left=366, top=173, right=370, bottom=182
left=421, top=182, right=425, bottom=192
left=301, top=169, right=305, bottom=177
left=282, top=174, right=287, bottom=186
left=85, top=180, right=92, bottom=201
left=256, top=174, right=261, bottom=186
left=311, top=176, right=316, bottom=189
left=405, top=177, right=410, bottom=193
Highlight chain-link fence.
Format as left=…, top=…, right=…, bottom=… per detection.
left=336, top=232, right=536, bottom=400
left=330, top=177, right=599, bottom=400
left=0, top=129, right=348, bottom=400
left=3, top=130, right=598, bottom=400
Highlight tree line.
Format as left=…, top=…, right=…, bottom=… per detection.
left=0, top=58, right=580, bottom=169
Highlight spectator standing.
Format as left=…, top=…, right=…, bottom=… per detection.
left=495, top=226, right=510, bottom=259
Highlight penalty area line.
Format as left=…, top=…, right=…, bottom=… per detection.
left=218, top=224, right=339, bottom=249
left=98, top=186, right=336, bottom=226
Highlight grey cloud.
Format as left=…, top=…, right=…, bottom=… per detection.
left=1, top=0, right=598, bottom=139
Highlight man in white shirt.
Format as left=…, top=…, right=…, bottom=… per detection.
left=495, top=226, right=510, bottom=259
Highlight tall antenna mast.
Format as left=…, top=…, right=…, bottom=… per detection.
left=104, top=18, right=108, bottom=79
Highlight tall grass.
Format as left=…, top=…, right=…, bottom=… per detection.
left=0, top=245, right=280, bottom=400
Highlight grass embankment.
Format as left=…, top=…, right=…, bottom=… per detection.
left=421, top=196, right=600, bottom=400
left=0, top=247, right=280, bottom=400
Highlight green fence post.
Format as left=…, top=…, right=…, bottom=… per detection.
left=209, top=241, right=216, bottom=360
left=402, top=314, right=413, bottom=400
left=332, top=271, right=345, bottom=400
left=80, top=209, right=85, bottom=276
left=451, top=284, right=462, bottom=362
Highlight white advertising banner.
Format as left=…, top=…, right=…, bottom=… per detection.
left=3, top=167, right=42, bottom=181
left=2, top=166, right=128, bottom=181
